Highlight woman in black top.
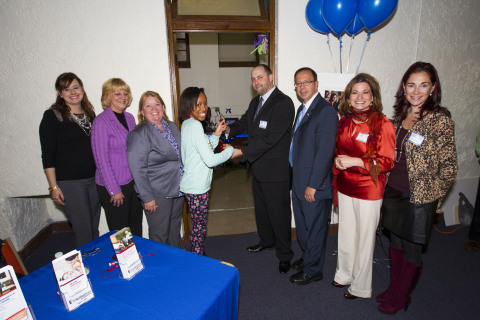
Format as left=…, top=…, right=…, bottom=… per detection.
left=39, top=72, right=101, bottom=247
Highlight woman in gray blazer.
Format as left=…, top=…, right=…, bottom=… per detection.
left=126, top=91, right=184, bottom=247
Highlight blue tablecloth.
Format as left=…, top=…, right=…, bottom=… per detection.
left=19, top=232, right=239, bottom=319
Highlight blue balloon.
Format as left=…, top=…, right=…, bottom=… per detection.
left=322, top=0, right=358, bottom=35
left=306, top=0, right=331, bottom=34
left=346, top=13, right=364, bottom=35
left=358, top=0, right=398, bottom=30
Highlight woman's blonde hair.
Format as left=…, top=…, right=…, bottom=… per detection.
left=101, top=78, right=133, bottom=110
left=137, top=91, right=169, bottom=125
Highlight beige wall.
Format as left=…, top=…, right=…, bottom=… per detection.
left=178, top=33, right=268, bottom=120
left=1, top=0, right=479, bottom=247
left=0, top=0, right=172, bottom=248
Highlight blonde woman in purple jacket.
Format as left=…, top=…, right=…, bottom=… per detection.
left=91, top=78, right=143, bottom=236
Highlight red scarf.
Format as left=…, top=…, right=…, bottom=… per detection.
left=351, top=107, right=372, bottom=123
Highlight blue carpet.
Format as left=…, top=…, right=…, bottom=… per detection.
left=23, top=226, right=479, bottom=319
left=205, top=226, right=480, bottom=319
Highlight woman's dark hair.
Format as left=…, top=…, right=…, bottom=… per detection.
left=338, top=73, right=383, bottom=116
left=329, top=93, right=337, bottom=104
left=393, top=61, right=450, bottom=123
left=51, top=72, right=95, bottom=117
left=178, top=87, right=205, bottom=122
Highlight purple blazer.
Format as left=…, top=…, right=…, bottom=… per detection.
left=91, top=106, right=136, bottom=196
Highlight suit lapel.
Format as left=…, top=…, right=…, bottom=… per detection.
left=252, top=87, right=278, bottom=124
left=297, top=94, right=322, bottom=128
left=147, top=122, right=168, bottom=152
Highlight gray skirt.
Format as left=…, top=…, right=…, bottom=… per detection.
left=381, top=185, right=438, bottom=245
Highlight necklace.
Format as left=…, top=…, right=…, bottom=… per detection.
left=70, top=112, right=91, bottom=136
left=394, top=122, right=411, bottom=162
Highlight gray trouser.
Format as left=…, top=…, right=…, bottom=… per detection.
left=58, top=177, right=101, bottom=247
left=145, top=197, right=184, bottom=248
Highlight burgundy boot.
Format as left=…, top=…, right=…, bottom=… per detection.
left=376, top=246, right=404, bottom=303
left=406, top=261, right=422, bottom=303
left=378, top=258, right=417, bottom=314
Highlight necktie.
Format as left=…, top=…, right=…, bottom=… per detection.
left=289, top=105, right=306, bottom=166
left=294, top=106, right=306, bottom=132
left=254, top=97, right=264, bottom=120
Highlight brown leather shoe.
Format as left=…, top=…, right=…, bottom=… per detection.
left=331, top=281, right=345, bottom=288
left=344, top=291, right=358, bottom=299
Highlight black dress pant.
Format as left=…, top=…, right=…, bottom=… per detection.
left=97, top=180, right=143, bottom=236
left=252, top=175, right=293, bottom=262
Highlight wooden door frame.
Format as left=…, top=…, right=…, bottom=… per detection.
left=164, top=0, right=276, bottom=126
left=164, top=0, right=276, bottom=246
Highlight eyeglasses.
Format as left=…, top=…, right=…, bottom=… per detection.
left=294, top=81, right=314, bottom=88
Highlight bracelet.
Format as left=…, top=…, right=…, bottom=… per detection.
left=48, top=185, right=60, bottom=193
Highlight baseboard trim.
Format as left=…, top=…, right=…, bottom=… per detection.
left=18, top=221, right=72, bottom=262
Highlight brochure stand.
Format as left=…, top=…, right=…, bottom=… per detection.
left=27, top=304, right=36, bottom=320
left=57, top=278, right=95, bottom=312
left=0, top=265, right=36, bottom=320
left=52, top=250, right=95, bottom=312
left=118, top=252, right=144, bottom=281
left=110, top=227, right=144, bottom=280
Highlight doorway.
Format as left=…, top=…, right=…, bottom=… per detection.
left=164, top=0, right=276, bottom=237
left=164, top=0, right=276, bottom=124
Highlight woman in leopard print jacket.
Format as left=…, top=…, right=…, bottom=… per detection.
left=377, top=62, right=457, bottom=314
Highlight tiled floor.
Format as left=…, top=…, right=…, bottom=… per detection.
left=206, top=160, right=257, bottom=236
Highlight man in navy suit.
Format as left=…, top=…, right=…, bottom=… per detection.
left=227, top=64, right=295, bottom=274
left=289, top=67, right=338, bottom=285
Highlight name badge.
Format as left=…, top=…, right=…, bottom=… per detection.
left=259, top=120, right=268, bottom=129
left=356, top=132, right=369, bottom=143
left=408, top=132, right=425, bottom=146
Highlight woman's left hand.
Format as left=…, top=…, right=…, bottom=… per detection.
left=144, top=200, right=157, bottom=213
left=110, top=192, right=125, bottom=207
left=213, top=119, right=226, bottom=136
left=336, top=155, right=365, bottom=170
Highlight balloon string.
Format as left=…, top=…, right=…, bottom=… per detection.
left=356, top=30, right=371, bottom=74
left=346, top=18, right=357, bottom=74
left=327, top=34, right=337, bottom=73
left=340, top=36, right=343, bottom=73
left=347, top=34, right=355, bottom=74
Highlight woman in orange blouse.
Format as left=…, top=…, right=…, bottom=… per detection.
left=332, top=73, right=395, bottom=299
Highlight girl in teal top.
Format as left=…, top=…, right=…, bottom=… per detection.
left=179, top=87, right=239, bottom=255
